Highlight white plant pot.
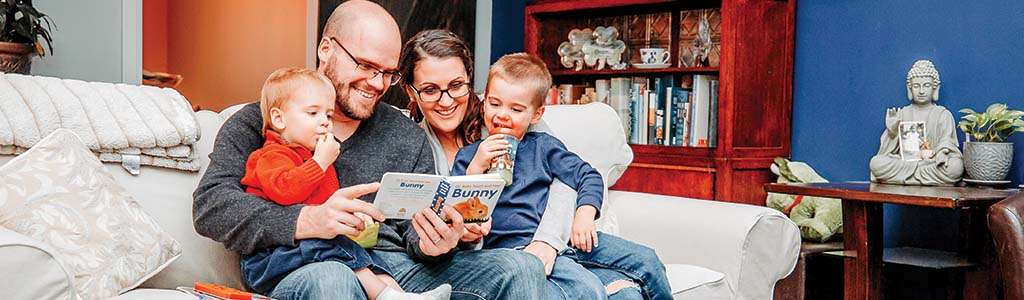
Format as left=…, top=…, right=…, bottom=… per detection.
left=963, top=141, right=1014, bottom=181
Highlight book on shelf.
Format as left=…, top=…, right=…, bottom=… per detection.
left=609, top=77, right=632, bottom=139
left=708, top=80, right=720, bottom=147
left=648, top=91, right=659, bottom=145
left=666, top=87, right=691, bottom=146
left=373, top=172, right=504, bottom=223
left=689, top=74, right=718, bottom=147
left=629, top=82, right=641, bottom=144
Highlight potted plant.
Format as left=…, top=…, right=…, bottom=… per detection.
left=0, top=0, right=53, bottom=74
left=958, top=103, right=1024, bottom=181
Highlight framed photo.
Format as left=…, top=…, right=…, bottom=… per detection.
left=898, top=121, right=927, bottom=161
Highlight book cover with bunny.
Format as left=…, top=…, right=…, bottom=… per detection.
left=374, top=172, right=504, bottom=223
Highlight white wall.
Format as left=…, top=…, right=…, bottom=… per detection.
left=473, top=0, right=491, bottom=92
left=30, top=0, right=142, bottom=84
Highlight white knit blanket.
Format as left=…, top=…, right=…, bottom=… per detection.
left=0, top=73, right=201, bottom=171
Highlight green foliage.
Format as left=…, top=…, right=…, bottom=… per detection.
left=0, top=0, right=54, bottom=56
left=958, top=103, right=1024, bottom=142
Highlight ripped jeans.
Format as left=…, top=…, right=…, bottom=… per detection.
left=559, top=232, right=673, bottom=300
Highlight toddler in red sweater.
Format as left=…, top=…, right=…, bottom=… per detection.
left=239, top=67, right=450, bottom=300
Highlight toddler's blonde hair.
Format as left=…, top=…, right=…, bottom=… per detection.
left=487, top=53, right=552, bottom=107
left=259, top=67, right=335, bottom=134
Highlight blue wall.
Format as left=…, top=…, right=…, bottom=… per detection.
left=493, top=0, right=1024, bottom=248
left=793, top=1, right=1024, bottom=248
left=490, top=0, right=525, bottom=63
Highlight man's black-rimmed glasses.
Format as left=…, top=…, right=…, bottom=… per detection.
left=329, top=37, right=402, bottom=86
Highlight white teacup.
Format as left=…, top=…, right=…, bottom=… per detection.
left=640, top=48, right=670, bottom=65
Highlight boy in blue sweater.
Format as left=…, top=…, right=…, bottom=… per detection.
left=452, top=53, right=672, bottom=300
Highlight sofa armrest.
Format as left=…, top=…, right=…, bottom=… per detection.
left=607, top=191, right=800, bottom=300
left=0, top=227, right=76, bottom=300
left=988, top=192, right=1024, bottom=300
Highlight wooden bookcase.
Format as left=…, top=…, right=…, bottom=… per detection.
left=525, top=0, right=795, bottom=205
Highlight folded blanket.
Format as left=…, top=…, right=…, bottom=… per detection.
left=0, top=73, right=201, bottom=172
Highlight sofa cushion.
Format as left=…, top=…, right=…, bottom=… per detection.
left=537, top=103, right=633, bottom=234
left=665, top=264, right=728, bottom=299
left=119, top=110, right=244, bottom=290
left=0, top=227, right=76, bottom=300
left=0, top=129, right=181, bottom=299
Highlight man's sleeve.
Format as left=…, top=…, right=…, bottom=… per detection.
left=192, top=104, right=303, bottom=254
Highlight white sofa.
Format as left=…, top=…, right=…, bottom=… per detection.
left=0, top=102, right=800, bottom=299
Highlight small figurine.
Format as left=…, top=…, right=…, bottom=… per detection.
left=692, top=12, right=713, bottom=67
left=869, top=60, right=964, bottom=185
left=557, top=28, right=592, bottom=71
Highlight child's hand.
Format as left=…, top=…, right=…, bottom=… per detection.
left=354, top=212, right=374, bottom=226
left=571, top=205, right=599, bottom=252
left=523, top=241, right=557, bottom=276
left=312, top=132, right=340, bottom=170
left=466, top=134, right=509, bottom=175
left=461, top=219, right=491, bottom=243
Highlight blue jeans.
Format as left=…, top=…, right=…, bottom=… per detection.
left=563, top=232, right=673, bottom=300
left=241, top=237, right=390, bottom=294
left=270, top=248, right=546, bottom=300
left=547, top=255, right=607, bottom=300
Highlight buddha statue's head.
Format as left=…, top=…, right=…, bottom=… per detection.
left=906, top=60, right=941, bottom=105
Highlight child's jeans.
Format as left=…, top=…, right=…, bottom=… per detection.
left=561, top=232, right=673, bottom=300
left=241, top=236, right=391, bottom=294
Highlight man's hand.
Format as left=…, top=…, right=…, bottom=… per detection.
left=524, top=241, right=557, bottom=275
left=312, top=132, right=340, bottom=170
left=571, top=205, right=599, bottom=252
left=461, top=219, right=491, bottom=243
left=295, top=182, right=384, bottom=240
left=412, top=206, right=465, bottom=256
left=466, top=134, right=509, bottom=175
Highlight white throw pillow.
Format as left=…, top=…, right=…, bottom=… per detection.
left=0, top=129, right=181, bottom=299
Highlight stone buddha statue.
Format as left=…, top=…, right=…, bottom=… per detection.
left=869, top=60, right=964, bottom=186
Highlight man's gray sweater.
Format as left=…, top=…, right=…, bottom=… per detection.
left=193, top=102, right=437, bottom=258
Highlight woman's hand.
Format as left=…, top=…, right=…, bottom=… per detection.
left=461, top=219, right=491, bottom=243
left=466, top=134, right=509, bottom=175
left=571, top=205, right=599, bottom=252
left=524, top=241, right=557, bottom=275
left=412, top=206, right=465, bottom=256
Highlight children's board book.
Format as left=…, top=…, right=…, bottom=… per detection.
left=373, top=172, right=505, bottom=223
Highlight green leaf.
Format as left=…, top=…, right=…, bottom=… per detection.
left=992, top=120, right=1013, bottom=131
left=959, top=108, right=978, bottom=114
left=985, top=103, right=1008, bottom=119
left=959, top=123, right=972, bottom=135
left=961, top=114, right=978, bottom=123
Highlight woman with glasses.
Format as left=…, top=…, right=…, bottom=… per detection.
left=399, top=29, right=673, bottom=300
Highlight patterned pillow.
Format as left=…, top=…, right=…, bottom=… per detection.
left=0, top=129, right=181, bottom=299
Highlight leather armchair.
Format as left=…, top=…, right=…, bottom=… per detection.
left=987, top=191, right=1024, bottom=299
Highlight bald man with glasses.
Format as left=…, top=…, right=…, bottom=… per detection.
left=193, top=1, right=546, bottom=299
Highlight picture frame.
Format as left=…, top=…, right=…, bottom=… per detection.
left=898, top=121, right=927, bottom=161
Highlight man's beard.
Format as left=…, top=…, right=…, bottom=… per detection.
left=323, top=58, right=378, bottom=121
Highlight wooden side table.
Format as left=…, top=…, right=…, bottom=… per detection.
left=765, top=182, right=1018, bottom=300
